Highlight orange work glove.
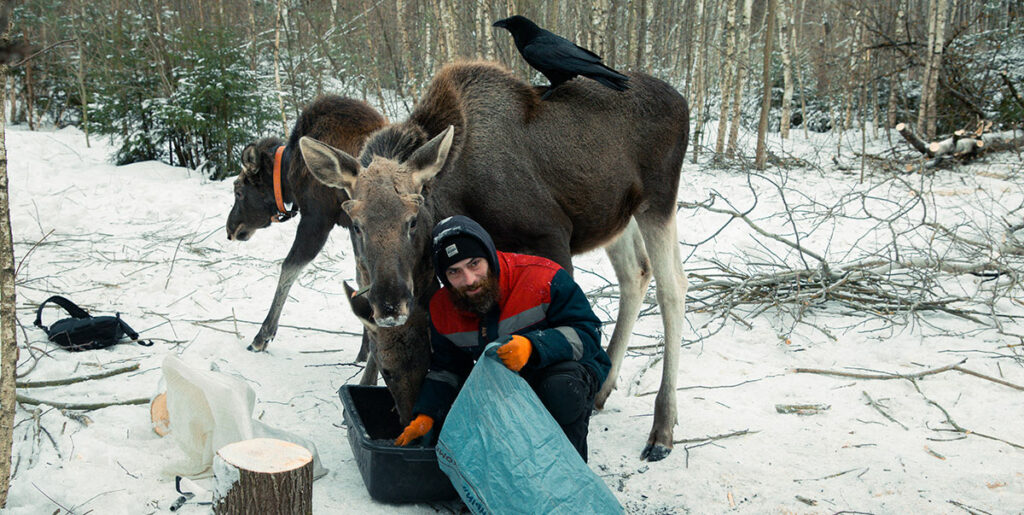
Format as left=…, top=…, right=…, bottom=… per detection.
left=395, top=414, right=434, bottom=446
left=496, top=335, right=532, bottom=372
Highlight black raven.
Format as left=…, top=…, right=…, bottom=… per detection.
left=493, top=15, right=630, bottom=100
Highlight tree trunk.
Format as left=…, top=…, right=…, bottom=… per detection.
left=795, top=0, right=808, bottom=138
left=477, top=0, right=495, bottom=60
left=634, top=0, right=648, bottom=69
left=604, top=0, right=621, bottom=68
left=715, top=0, right=737, bottom=156
left=756, top=0, right=776, bottom=170
left=925, top=0, right=953, bottom=139
left=591, top=0, right=609, bottom=57
left=213, top=438, right=313, bottom=515
left=395, top=0, right=411, bottom=82
left=918, top=0, right=940, bottom=138
left=690, top=0, right=707, bottom=163
left=727, top=0, right=753, bottom=158
left=75, top=0, right=90, bottom=147
left=886, top=4, right=906, bottom=130
left=843, top=18, right=861, bottom=130
left=23, top=43, right=33, bottom=131
left=0, top=4, right=17, bottom=506
left=273, top=0, right=287, bottom=134
left=777, top=0, right=793, bottom=139
left=435, top=0, right=456, bottom=61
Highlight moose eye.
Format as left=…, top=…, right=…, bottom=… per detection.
left=352, top=224, right=363, bottom=236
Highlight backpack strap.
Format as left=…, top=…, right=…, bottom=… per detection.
left=34, top=295, right=91, bottom=330
left=115, top=314, right=152, bottom=346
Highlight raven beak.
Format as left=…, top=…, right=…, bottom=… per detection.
left=492, top=19, right=506, bottom=28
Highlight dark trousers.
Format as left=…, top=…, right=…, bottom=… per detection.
left=522, top=360, right=599, bottom=462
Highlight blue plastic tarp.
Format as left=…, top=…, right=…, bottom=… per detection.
left=436, top=343, right=623, bottom=514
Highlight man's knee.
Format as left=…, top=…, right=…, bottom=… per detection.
left=532, top=364, right=594, bottom=426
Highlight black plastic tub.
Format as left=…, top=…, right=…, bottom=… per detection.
left=338, top=384, right=458, bottom=503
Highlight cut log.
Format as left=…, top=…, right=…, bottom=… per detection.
left=981, top=130, right=1024, bottom=152
left=213, top=438, right=313, bottom=515
left=896, top=122, right=932, bottom=156
left=150, top=392, right=170, bottom=437
left=929, top=135, right=982, bottom=158
left=899, top=124, right=1023, bottom=164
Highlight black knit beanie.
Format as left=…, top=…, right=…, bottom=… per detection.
left=434, top=234, right=490, bottom=274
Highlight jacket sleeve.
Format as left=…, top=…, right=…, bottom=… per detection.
left=411, top=317, right=475, bottom=421
left=520, top=269, right=603, bottom=370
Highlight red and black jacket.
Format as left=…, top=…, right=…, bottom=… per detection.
left=413, top=217, right=610, bottom=422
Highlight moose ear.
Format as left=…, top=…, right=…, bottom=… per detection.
left=299, top=136, right=361, bottom=195
left=240, top=144, right=259, bottom=174
left=343, top=281, right=377, bottom=330
left=408, top=125, right=455, bottom=190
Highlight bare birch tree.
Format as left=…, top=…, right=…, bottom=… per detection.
left=756, top=0, right=776, bottom=169
left=690, top=0, right=708, bottom=162
left=918, top=0, right=950, bottom=140
left=273, top=0, right=287, bottom=132
left=591, top=0, right=609, bottom=57
left=726, top=0, right=753, bottom=158
left=886, top=4, right=905, bottom=130
left=777, top=0, right=794, bottom=139
left=0, top=0, right=17, bottom=505
left=716, top=0, right=738, bottom=156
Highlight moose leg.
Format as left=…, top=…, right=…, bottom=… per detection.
left=595, top=218, right=652, bottom=410
left=248, top=217, right=332, bottom=352
left=358, top=347, right=379, bottom=385
left=634, top=212, right=688, bottom=461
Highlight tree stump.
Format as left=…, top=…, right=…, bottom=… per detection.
left=213, top=438, right=313, bottom=515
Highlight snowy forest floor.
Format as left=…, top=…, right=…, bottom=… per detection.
left=4, top=122, right=1024, bottom=514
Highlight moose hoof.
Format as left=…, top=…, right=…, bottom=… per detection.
left=247, top=337, right=271, bottom=352
left=640, top=443, right=672, bottom=462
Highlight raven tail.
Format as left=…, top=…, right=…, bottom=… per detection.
left=590, top=73, right=630, bottom=92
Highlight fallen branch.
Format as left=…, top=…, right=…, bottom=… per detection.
left=16, top=363, right=140, bottom=388
left=1000, top=71, right=1024, bottom=112
left=912, top=380, right=1024, bottom=451
left=791, top=358, right=967, bottom=381
left=792, top=467, right=865, bottom=483
left=948, top=498, right=994, bottom=515
left=16, top=394, right=149, bottom=410
left=673, top=429, right=757, bottom=445
left=791, top=359, right=1024, bottom=392
left=862, top=390, right=908, bottom=430
left=776, top=404, right=830, bottom=415
left=951, top=365, right=1024, bottom=392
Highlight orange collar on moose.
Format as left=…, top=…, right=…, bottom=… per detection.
left=272, top=146, right=297, bottom=223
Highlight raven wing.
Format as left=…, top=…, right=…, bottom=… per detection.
left=522, top=34, right=604, bottom=74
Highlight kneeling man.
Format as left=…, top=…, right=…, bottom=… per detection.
left=395, top=215, right=611, bottom=461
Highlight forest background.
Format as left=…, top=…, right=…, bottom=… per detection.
left=4, top=0, right=1023, bottom=178
left=2, top=0, right=1024, bottom=510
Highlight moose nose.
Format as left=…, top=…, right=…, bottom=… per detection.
left=376, top=315, right=408, bottom=327
left=373, top=300, right=410, bottom=327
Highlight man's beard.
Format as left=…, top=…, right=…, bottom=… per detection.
left=451, top=272, right=500, bottom=316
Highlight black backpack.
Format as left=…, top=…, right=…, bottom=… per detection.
left=34, top=295, right=153, bottom=351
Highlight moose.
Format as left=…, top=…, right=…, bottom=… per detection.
left=301, top=61, right=689, bottom=461
left=226, top=95, right=386, bottom=363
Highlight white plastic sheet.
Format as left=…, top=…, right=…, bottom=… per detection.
left=160, top=354, right=327, bottom=479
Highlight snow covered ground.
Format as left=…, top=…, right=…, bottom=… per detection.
left=4, top=123, right=1023, bottom=514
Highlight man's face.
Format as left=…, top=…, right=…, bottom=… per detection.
left=445, top=257, right=499, bottom=315
left=445, top=257, right=489, bottom=293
